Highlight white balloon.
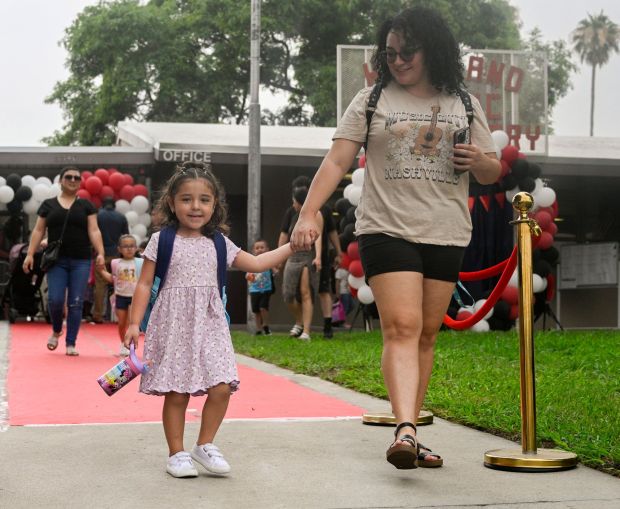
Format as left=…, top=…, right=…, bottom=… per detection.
left=23, top=198, right=39, bottom=215
left=352, top=168, right=365, bottom=187
left=125, top=210, right=139, bottom=226
left=495, top=147, right=501, bottom=159
left=540, top=277, right=548, bottom=292
left=532, top=274, right=545, bottom=293
left=505, top=186, right=520, bottom=202
left=343, top=183, right=354, bottom=201
left=533, top=178, right=544, bottom=195
left=21, top=175, right=36, bottom=188
left=471, top=319, right=490, bottom=332
left=348, top=185, right=362, bottom=206
left=473, top=299, right=494, bottom=320
left=138, top=213, right=151, bottom=228
left=115, top=199, right=131, bottom=214
left=536, top=187, right=556, bottom=208
left=36, top=176, right=52, bottom=187
left=0, top=186, right=15, bottom=204
left=33, top=183, right=49, bottom=201
left=457, top=306, right=475, bottom=315
left=491, top=130, right=509, bottom=150
left=357, top=284, right=375, bottom=304
left=131, top=195, right=150, bottom=214
left=131, top=234, right=142, bottom=246
left=0, top=177, right=5, bottom=187
left=347, top=274, right=365, bottom=290
left=48, top=183, right=61, bottom=198
left=53, top=175, right=60, bottom=184
left=131, top=223, right=147, bottom=238
left=508, top=269, right=519, bottom=289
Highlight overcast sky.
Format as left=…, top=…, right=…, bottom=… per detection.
left=1, top=0, right=619, bottom=146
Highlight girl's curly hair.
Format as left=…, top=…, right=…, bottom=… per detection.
left=154, top=161, right=229, bottom=236
left=370, top=7, right=464, bottom=94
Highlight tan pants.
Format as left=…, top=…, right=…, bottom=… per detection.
left=92, top=255, right=114, bottom=321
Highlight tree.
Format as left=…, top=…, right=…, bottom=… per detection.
left=45, top=0, right=552, bottom=145
left=571, top=11, right=619, bottom=136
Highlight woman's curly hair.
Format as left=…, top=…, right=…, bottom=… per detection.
left=154, top=161, right=229, bottom=236
left=370, top=7, right=464, bottom=94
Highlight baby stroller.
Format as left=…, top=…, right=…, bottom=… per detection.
left=2, top=243, right=49, bottom=323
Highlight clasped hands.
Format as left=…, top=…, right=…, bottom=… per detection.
left=290, top=215, right=320, bottom=253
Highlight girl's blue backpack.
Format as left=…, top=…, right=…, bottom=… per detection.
left=139, top=226, right=229, bottom=332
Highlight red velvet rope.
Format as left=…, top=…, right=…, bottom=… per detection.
left=457, top=251, right=512, bottom=281
left=444, top=246, right=518, bottom=330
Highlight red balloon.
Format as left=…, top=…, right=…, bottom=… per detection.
left=502, top=286, right=519, bottom=305
left=545, top=222, right=558, bottom=236
left=534, top=210, right=552, bottom=230
left=90, top=195, right=102, bottom=209
left=108, top=167, right=119, bottom=174
left=77, top=189, right=91, bottom=200
left=123, top=173, right=134, bottom=186
left=81, top=170, right=93, bottom=181
left=509, top=304, right=519, bottom=321
left=120, top=184, right=136, bottom=201
left=94, top=169, right=109, bottom=185
left=358, top=154, right=366, bottom=168
left=340, top=253, right=351, bottom=270
left=538, top=206, right=555, bottom=219
left=501, top=145, right=519, bottom=166
left=349, top=259, right=364, bottom=278
left=517, top=152, right=526, bottom=159
left=108, top=172, right=125, bottom=191
left=100, top=185, right=115, bottom=199
left=84, top=176, right=103, bottom=195
left=347, top=241, right=359, bottom=261
left=499, top=160, right=511, bottom=179
left=538, top=231, right=554, bottom=250
left=456, top=310, right=473, bottom=321
left=133, top=184, right=148, bottom=197
left=349, top=287, right=358, bottom=299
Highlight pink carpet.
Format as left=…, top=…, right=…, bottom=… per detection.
left=7, top=323, right=365, bottom=425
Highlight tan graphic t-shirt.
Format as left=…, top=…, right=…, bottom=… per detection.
left=334, top=82, right=496, bottom=247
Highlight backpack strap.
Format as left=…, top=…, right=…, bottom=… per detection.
left=212, top=231, right=230, bottom=324
left=456, top=88, right=474, bottom=127
left=364, top=82, right=384, bottom=153
left=134, top=257, right=144, bottom=280
left=154, top=226, right=176, bottom=289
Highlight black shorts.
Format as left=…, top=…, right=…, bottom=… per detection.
left=318, top=257, right=332, bottom=293
left=250, top=291, right=271, bottom=313
left=115, top=295, right=133, bottom=310
left=358, top=233, right=465, bottom=283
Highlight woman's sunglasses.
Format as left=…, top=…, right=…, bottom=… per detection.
left=382, top=46, right=422, bottom=64
left=63, top=175, right=82, bottom=182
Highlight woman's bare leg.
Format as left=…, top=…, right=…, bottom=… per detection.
left=299, top=266, right=313, bottom=334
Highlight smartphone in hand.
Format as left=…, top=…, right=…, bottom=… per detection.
left=453, top=127, right=470, bottom=146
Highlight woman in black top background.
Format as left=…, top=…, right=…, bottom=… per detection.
left=23, top=167, right=105, bottom=356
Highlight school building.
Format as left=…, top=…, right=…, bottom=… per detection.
left=1, top=124, right=619, bottom=329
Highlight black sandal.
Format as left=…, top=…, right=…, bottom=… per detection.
left=386, top=421, right=419, bottom=469
left=417, top=442, right=443, bottom=468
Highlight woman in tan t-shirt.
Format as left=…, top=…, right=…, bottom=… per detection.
left=291, top=7, right=500, bottom=470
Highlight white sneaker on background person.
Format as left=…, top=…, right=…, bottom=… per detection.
left=166, top=451, right=198, bottom=478
left=191, top=443, right=231, bottom=475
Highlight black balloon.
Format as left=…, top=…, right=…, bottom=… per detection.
left=6, top=173, right=22, bottom=190
left=345, top=206, right=356, bottom=224
left=511, top=159, right=529, bottom=180
left=501, top=174, right=517, bottom=191
left=528, top=163, right=542, bottom=179
left=339, top=234, right=350, bottom=253
left=534, top=259, right=552, bottom=278
left=334, top=198, right=350, bottom=217
left=14, top=186, right=32, bottom=202
left=540, top=246, right=559, bottom=265
left=342, top=223, right=356, bottom=242
left=493, top=300, right=511, bottom=321
left=339, top=217, right=347, bottom=233
left=518, top=177, right=535, bottom=192
left=7, top=199, right=22, bottom=213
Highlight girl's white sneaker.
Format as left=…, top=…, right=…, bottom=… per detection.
left=166, top=451, right=198, bottom=478
left=191, top=443, right=231, bottom=475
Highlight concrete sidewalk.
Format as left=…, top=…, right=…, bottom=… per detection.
left=1, top=323, right=618, bottom=508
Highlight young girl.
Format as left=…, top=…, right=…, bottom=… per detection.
left=245, top=239, right=275, bottom=336
left=97, top=234, right=143, bottom=356
left=124, top=162, right=292, bottom=478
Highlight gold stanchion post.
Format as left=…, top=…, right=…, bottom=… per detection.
left=484, top=192, right=577, bottom=472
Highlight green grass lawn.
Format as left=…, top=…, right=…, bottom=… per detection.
left=232, top=329, right=619, bottom=476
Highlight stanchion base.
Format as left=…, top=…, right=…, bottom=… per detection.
left=361, top=410, right=433, bottom=426
left=484, top=448, right=578, bottom=472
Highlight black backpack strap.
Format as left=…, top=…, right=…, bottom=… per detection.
left=364, top=82, right=384, bottom=153
left=155, top=226, right=176, bottom=288
left=213, top=231, right=227, bottom=297
left=456, top=88, right=474, bottom=127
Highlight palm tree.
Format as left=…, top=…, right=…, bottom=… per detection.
left=571, top=12, right=619, bottom=136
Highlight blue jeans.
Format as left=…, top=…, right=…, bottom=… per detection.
left=46, top=257, right=91, bottom=347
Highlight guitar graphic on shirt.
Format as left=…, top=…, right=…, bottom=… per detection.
left=411, top=105, right=443, bottom=157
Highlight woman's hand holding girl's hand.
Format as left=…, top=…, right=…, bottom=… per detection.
left=452, top=143, right=485, bottom=173
left=95, top=254, right=105, bottom=270
left=312, top=257, right=322, bottom=272
left=291, top=213, right=320, bottom=252
left=22, top=254, right=33, bottom=274
left=124, top=324, right=140, bottom=348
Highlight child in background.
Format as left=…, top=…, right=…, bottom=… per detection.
left=124, top=162, right=293, bottom=478
left=245, top=239, right=275, bottom=336
left=334, top=266, right=353, bottom=328
left=98, top=234, right=143, bottom=356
